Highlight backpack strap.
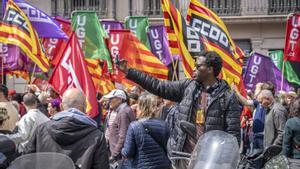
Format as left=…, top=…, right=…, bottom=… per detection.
left=140, top=121, right=167, bottom=154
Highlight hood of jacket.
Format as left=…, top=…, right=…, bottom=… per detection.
left=47, top=108, right=98, bottom=145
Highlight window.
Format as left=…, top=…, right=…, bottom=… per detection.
left=269, top=0, right=300, bottom=14
left=234, top=39, right=252, bottom=68
left=51, top=0, right=108, bottom=18
left=143, top=0, right=161, bottom=16
left=205, top=0, right=241, bottom=16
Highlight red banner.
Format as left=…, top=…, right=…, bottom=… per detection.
left=284, top=13, right=300, bottom=62
left=42, top=17, right=73, bottom=66
left=48, top=32, right=98, bottom=118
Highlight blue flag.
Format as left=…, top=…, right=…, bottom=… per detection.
left=2, top=0, right=67, bottom=39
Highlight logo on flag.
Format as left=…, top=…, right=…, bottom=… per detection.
left=0, top=0, right=49, bottom=72
left=2, top=0, right=67, bottom=38
left=49, top=32, right=99, bottom=118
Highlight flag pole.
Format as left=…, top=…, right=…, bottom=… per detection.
left=281, top=13, right=293, bottom=91
left=172, top=58, right=179, bottom=81
left=1, top=55, right=3, bottom=85
left=29, top=63, right=37, bottom=84
left=280, top=61, right=285, bottom=91
left=170, top=55, right=178, bottom=81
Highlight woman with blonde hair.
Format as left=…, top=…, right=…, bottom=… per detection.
left=122, top=93, right=171, bottom=169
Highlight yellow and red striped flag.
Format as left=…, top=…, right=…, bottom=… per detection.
left=161, top=0, right=204, bottom=78
left=107, top=30, right=169, bottom=84
left=0, top=0, right=49, bottom=72
left=187, top=0, right=245, bottom=92
left=163, top=10, right=180, bottom=56
left=85, top=58, right=115, bottom=95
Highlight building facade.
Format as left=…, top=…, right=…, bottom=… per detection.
left=50, top=0, right=298, bottom=55
left=2, top=0, right=299, bottom=92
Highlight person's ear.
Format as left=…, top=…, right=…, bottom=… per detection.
left=207, top=66, right=213, bottom=74
left=60, top=103, right=65, bottom=111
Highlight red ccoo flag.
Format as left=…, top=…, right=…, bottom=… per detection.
left=48, top=32, right=99, bottom=118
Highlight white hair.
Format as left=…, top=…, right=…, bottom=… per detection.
left=259, top=89, right=274, bottom=99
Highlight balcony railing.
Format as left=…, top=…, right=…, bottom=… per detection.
left=130, top=0, right=180, bottom=17
left=143, top=0, right=161, bottom=17
left=51, top=0, right=109, bottom=19
left=268, top=0, right=300, bottom=15
left=203, top=0, right=300, bottom=16
left=204, top=0, right=241, bottom=16
left=143, top=9, right=162, bottom=17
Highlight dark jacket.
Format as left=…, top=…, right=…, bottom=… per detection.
left=24, top=108, right=109, bottom=169
left=0, top=135, right=16, bottom=169
left=122, top=118, right=171, bottom=169
left=283, top=117, right=300, bottom=159
left=264, top=102, right=287, bottom=147
left=126, top=69, right=241, bottom=153
left=109, top=103, right=135, bottom=157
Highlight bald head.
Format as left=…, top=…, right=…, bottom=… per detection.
left=62, top=88, right=86, bottom=113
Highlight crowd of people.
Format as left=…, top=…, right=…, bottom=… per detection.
left=0, top=51, right=299, bottom=169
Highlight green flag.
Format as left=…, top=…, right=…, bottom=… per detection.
left=269, top=50, right=300, bottom=86
left=125, top=16, right=150, bottom=48
left=71, top=11, right=112, bottom=70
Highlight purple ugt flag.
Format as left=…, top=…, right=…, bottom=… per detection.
left=243, top=52, right=290, bottom=93
left=0, top=43, right=46, bottom=78
left=0, top=43, right=28, bottom=72
left=102, top=21, right=124, bottom=34
left=147, top=25, right=173, bottom=66
left=2, top=0, right=67, bottom=39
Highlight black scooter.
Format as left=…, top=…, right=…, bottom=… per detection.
left=173, top=121, right=286, bottom=169
left=238, top=145, right=282, bottom=169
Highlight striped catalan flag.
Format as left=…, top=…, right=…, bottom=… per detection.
left=161, top=0, right=199, bottom=78
left=8, top=71, right=29, bottom=81
left=0, top=0, right=49, bottom=72
left=85, top=58, right=115, bottom=95
left=121, top=78, right=136, bottom=90
left=187, top=0, right=245, bottom=92
left=108, top=30, right=169, bottom=86
left=126, top=36, right=169, bottom=79
left=162, top=8, right=180, bottom=56
left=112, top=30, right=168, bottom=80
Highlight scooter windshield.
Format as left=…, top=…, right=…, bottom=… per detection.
left=188, top=130, right=239, bottom=169
left=8, top=152, right=75, bottom=169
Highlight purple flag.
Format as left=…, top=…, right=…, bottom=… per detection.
left=2, top=0, right=67, bottom=39
left=0, top=43, right=28, bottom=72
left=147, top=25, right=173, bottom=66
left=102, top=20, right=124, bottom=33
left=0, top=43, right=45, bottom=73
left=243, top=52, right=290, bottom=92
left=274, top=66, right=290, bottom=92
